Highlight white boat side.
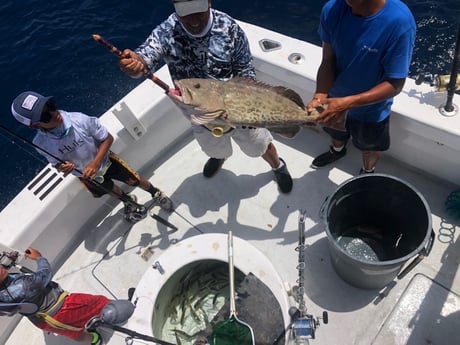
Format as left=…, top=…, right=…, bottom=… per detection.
left=1, top=20, right=459, bottom=345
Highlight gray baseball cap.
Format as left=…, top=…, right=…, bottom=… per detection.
left=11, top=91, right=52, bottom=126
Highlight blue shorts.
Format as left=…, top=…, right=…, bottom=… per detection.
left=323, top=116, right=390, bottom=151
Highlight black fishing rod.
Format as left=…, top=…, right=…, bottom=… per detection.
left=0, top=123, right=177, bottom=229
left=444, top=25, right=460, bottom=113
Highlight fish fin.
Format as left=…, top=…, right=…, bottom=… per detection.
left=190, top=110, right=226, bottom=125
left=230, top=78, right=305, bottom=108
left=270, top=126, right=301, bottom=138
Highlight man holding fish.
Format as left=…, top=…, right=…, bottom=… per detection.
left=307, top=0, right=416, bottom=174
left=118, top=0, right=293, bottom=193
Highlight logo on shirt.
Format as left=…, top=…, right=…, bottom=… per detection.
left=58, top=138, right=84, bottom=155
left=362, top=45, right=378, bottom=54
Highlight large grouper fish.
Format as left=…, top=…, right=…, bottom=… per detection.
left=168, top=78, right=327, bottom=138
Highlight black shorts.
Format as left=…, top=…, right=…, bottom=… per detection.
left=80, top=152, right=141, bottom=198
left=323, top=116, right=390, bottom=151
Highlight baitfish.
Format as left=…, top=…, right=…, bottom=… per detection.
left=168, top=78, right=327, bottom=138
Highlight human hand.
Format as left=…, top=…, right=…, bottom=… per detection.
left=118, top=49, right=146, bottom=78
left=24, top=247, right=42, bottom=260
left=57, top=161, right=75, bottom=176
left=315, top=97, right=349, bottom=129
left=82, top=162, right=100, bottom=180
left=306, top=97, right=324, bottom=112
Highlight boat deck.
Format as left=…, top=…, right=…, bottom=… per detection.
left=5, top=125, right=460, bottom=345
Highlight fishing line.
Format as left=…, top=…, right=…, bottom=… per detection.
left=0, top=123, right=178, bottom=230
left=0, top=129, right=48, bottom=165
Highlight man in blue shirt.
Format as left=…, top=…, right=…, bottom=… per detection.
left=118, top=0, right=293, bottom=193
left=307, top=0, right=416, bottom=174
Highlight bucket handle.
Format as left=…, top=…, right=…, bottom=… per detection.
left=318, top=196, right=329, bottom=221
left=397, top=229, right=435, bottom=280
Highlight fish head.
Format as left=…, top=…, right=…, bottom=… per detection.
left=168, top=78, right=227, bottom=125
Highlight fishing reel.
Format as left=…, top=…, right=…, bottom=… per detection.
left=290, top=307, right=328, bottom=344
left=0, top=250, right=19, bottom=270
left=415, top=72, right=460, bottom=92
left=123, top=205, right=148, bottom=223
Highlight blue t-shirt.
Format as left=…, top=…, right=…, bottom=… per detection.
left=319, top=0, right=416, bottom=122
left=135, top=8, right=256, bottom=81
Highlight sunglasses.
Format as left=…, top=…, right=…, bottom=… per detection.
left=40, top=100, right=57, bottom=123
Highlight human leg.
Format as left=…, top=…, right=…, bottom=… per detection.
left=233, top=127, right=293, bottom=193
left=106, top=153, right=173, bottom=211
left=350, top=116, right=390, bottom=174
left=192, top=125, right=233, bottom=177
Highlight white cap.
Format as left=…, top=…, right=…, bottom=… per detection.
left=173, top=0, right=209, bottom=17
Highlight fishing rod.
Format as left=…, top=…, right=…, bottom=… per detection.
left=290, top=210, right=328, bottom=344
left=92, top=34, right=171, bottom=93
left=85, top=300, right=177, bottom=345
left=0, top=249, right=34, bottom=274
left=443, top=25, right=460, bottom=114
left=0, top=123, right=177, bottom=228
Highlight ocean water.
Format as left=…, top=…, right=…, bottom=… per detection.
left=0, top=0, right=459, bottom=211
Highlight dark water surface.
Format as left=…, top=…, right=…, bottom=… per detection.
left=0, top=0, right=459, bottom=210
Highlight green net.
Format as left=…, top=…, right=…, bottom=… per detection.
left=209, top=315, right=254, bottom=345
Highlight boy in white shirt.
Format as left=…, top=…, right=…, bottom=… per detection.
left=11, top=91, right=173, bottom=213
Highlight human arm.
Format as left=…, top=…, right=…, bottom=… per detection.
left=316, top=78, right=406, bottom=125
left=308, top=42, right=337, bottom=108
left=0, top=248, right=52, bottom=303
left=232, top=24, right=256, bottom=80
left=307, top=42, right=406, bottom=125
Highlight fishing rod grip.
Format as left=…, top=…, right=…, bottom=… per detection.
left=92, top=34, right=171, bottom=92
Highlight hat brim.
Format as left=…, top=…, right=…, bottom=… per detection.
left=174, top=0, right=209, bottom=17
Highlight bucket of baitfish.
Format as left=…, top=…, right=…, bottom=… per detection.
left=321, top=174, right=434, bottom=289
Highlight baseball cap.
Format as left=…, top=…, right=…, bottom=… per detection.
left=173, top=0, right=209, bottom=17
left=11, top=91, right=52, bottom=126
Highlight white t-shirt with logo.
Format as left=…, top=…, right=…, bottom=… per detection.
left=33, top=111, right=109, bottom=176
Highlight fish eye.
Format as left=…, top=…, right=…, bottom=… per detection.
left=193, top=83, right=201, bottom=89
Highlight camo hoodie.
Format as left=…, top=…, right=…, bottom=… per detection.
left=0, top=257, right=54, bottom=305
left=135, top=8, right=256, bottom=81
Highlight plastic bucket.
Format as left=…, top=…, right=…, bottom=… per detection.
left=321, top=174, right=434, bottom=289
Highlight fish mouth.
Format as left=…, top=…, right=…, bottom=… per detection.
left=169, top=81, right=182, bottom=97
left=171, top=81, right=194, bottom=104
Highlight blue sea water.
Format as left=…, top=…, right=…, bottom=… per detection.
left=0, top=0, right=459, bottom=211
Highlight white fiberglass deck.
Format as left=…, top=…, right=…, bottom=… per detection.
left=5, top=125, right=460, bottom=345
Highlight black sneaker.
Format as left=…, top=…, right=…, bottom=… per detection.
left=273, top=158, right=293, bottom=193
left=203, top=158, right=225, bottom=178
left=311, top=146, right=347, bottom=168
